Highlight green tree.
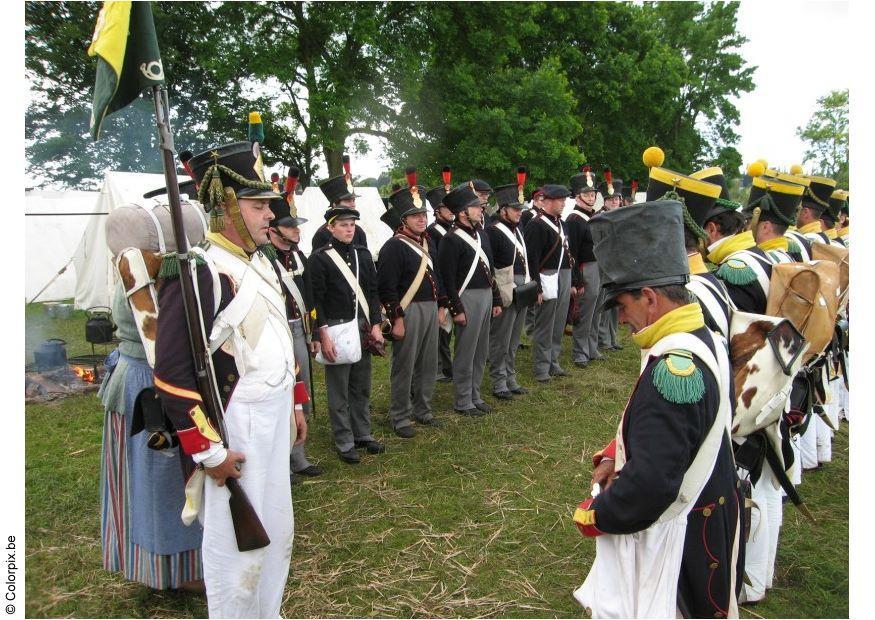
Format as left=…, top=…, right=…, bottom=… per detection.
left=797, top=89, right=849, bottom=187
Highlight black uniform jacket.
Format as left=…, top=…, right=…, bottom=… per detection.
left=426, top=218, right=453, bottom=247
left=523, top=211, right=580, bottom=290
left=275, top=245, right=312, bottom=320
left=565, top=207, right=596, bottom=266
left=437, top=221, right=501, bottom=316
left=716, top=247, right=773, bottom=314
left=307, top=238, right=381, bottom=338
left=486, top=219, right=530, bottom=277
left=377, top=231, right=447, bottom=321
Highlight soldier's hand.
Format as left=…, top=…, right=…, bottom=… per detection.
left=591, top=458, right=616, bottom=491
left=309, top=340, right=321, bottom=356
left=570, top=287, right=578, bottom=297
left=293, top=406, right=307, bottom=446
left=537, top=293, right=543, bottom=305
left=453, top=312, right=467, bottom=326
left=390, top=317, right=405, bottom=340
left=320, top=328, right=337, bottom=363
left=492, top=306, right=502, bottom=318
left=438, top=307, right=448, bottom=326
left=205, top=450, right=245, bottom=487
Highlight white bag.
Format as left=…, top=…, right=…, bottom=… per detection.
left=315, top=319, right=362, bottom=365
left=541, top=271, right=559, bottom=300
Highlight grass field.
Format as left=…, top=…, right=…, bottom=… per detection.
left=24, top=304, right=848, bottom=618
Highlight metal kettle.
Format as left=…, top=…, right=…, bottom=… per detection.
left=85, top=306, right=116, bottom=344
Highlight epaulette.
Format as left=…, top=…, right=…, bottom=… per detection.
left=787, top=239, right=801, bottom=255
left=715, top=257, right=757, bottom=286
left=158, top=251, right=207, bottom=280
left=652, top=350, right=705, bottom=404
left=259, top=244, right=278, bottom=261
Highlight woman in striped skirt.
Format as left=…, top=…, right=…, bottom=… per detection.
left=98, top=279, right=204, bottom=590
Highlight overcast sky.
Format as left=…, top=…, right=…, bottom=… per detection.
left=347, top=0, right=850, bottom=180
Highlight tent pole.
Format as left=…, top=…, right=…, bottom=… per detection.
left=27, top=256, right=74, bottom=305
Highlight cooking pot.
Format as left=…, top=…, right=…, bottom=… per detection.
left=86, top=307, right=116, bottom=344
left=34, top=338, right=68, bottom=372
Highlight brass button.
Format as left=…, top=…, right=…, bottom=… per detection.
left=223, top=385, right=231, bottom=393
left=702, top=508, right=712, bottom=517
left=718, top=496, right=726, bottom=505
left=709, top=561, right=719, bottom=569
left=227, top=374, right=236, bottom=382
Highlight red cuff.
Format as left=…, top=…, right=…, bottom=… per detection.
left=294, top=380, right=310, bottom=405
left=573, top=498, right=603, bottom=537
left=177, top=427, right=212, bottom=455
left=592, top=439, right=617, bottom=468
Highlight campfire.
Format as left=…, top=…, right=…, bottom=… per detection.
left=70, top=365, right=97, bottom=383
left=26, top=339, right=105, bottom=403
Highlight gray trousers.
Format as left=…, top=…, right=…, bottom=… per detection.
left=437, top=328, right=453, bottom=379
left=532, top=268, right=572, bottom=379
left=524, top=304, right=536, bottom=337
left=571, top=262, right=601, bottom=363
left=324, top=318, right=375, bottom=452
left=289, top=319, right=315, bottom=471
left=452, top=288, right=492, bottom=410
left=598, top=305, right=619, bottom=348
left=389, top=301, right=438, bottom=429
left=488, top=274, right=527, bottom=393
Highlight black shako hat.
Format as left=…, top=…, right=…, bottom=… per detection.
left=444, top=184, right=482, bottom=213
left=187, top=142, right=280, bottom=200
left=570, top=167, right=598, bottom=196
left=471, top=179, right=493, bottom=195
left=426, top=186, right=449, bottom=210
left=385, top=184, right=429, bottom=227
left=827, top=189, right=848, bottom=221
left=599, top=179, right=624, bottom=199
left=541, top=184, right=571, bottom=199
left=319, top=174, right=360, bottom=204
left=493, top=184, right=525, bottom=209
left=801, top=175, right=837, bottom=214
left=590, top=200, right=690, bottom=310
left=269, top=194, right=309, bottom=228
left=324, top=207, right=359, bottom=223
left=646, top=167, right=721, bottom=230
left=743, top=177, right=805, bottom=226
left=143, top=179, right=198, bottom=200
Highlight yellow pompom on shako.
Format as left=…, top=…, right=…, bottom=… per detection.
left=642, top=146, right=665, bottom=169
left=747, top=160, right=766, bottom=178
left=789, top=163, right=804, bottom=175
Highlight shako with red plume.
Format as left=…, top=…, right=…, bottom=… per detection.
left=342, top=154, right=353, bottom=194
left=604, top=167, right=614, bottom=195
left=284, top=165, right=300, bottom=212
left=517, top=166, right=527, bottom=203
left=405, top=166, right=423, bottom=208
left=583, top=164, right=594, bottom=188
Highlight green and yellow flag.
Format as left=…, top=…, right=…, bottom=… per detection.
left=87, top=1, right=164, bottom=140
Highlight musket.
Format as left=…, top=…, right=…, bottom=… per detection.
left=762, top=439, right=816, bottom=525
left=151, top=85, right=270, bottom=552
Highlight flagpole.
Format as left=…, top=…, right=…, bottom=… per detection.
left=150, top=84, right=270, bottom=551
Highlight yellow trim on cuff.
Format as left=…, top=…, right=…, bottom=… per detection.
left=690, top=166, right=723, bottom=181
left=650, top=167, right=722, bottom=198
left=573, top=507, right=597, bottom=527
left=752, top=176, right=805, bottom=196
left=154, top=375, right=204, bottom=403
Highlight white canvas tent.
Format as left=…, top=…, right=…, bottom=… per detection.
left=25, top=189, right=100, bottom=303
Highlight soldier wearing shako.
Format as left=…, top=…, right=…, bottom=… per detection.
left=153, top=140, right=310, bottom=618
left=437, top=183, right=503, bottom=415
left=312, top=154, right=370, bottom=250
left=647, top=160, right=730, bottom=339
left=573, top=200, right=741, bottom=619
left=308, top=207, right=385, bottom=463
left=426, top=166, right=456, bottom=382
left=822, top=188, right=848, bottom=247
left=743, top=171, right=807, bottom=264
left=486, top=169, right=533, bottom=400
left=567, top=166, right=602, bottom=367
left=621, top=179, right=639, bottom=206
left=267, top=168, right=324, bottom=482
left=791, top=172, right=838, bottom=246
left=594, top=169, right=624, bottom=352
left=837, top=192, right=850, bottom=245
left=523, top=184, right=576, bottom=382
left=744, top=166, right=814, bottom=261
left=378, top=168, right=448, bottom=437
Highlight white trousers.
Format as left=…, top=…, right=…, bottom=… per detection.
left=740, top=463, right=782, bottom=603
left=799, top=416, right=819, bottom=469
left=203, top=388, right=294, bottom=618
left=574, top=518, right=688, bottom=618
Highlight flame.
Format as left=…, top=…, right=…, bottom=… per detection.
left=71, top=365, right=96, bottom=383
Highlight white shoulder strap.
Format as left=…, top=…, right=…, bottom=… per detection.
left=729, top=249, right=771, bottom=295
left=326, top=248, right=369, bottom=319
left=189, top=246, right=223, bottom=320
left=453, top=228, right=490, bottom=296
left=644, top=330, right=732, bottom=524
left=687, top=276, right=731, bottom=339
left=432, top=223, right=447, bottom=237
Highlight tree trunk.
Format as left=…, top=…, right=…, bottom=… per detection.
left=323, top=147, right=343, bottom=179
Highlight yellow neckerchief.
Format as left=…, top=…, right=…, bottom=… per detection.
left=206, top=232, right=250, bottom=261
left=798, top=220, right=822, bottom=235
left=632, top=303, right=705, bottom=349
left=838, top=226, right=850, bottom=238
left=687, top=252, right=709, bottom=275
left=706, top=230, right=755, bottom=265
left=824, top=227, right=838, bottom=240
left=787, top=225, right=798, bottom=232
left=757, top=236, right=789, bottom=252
